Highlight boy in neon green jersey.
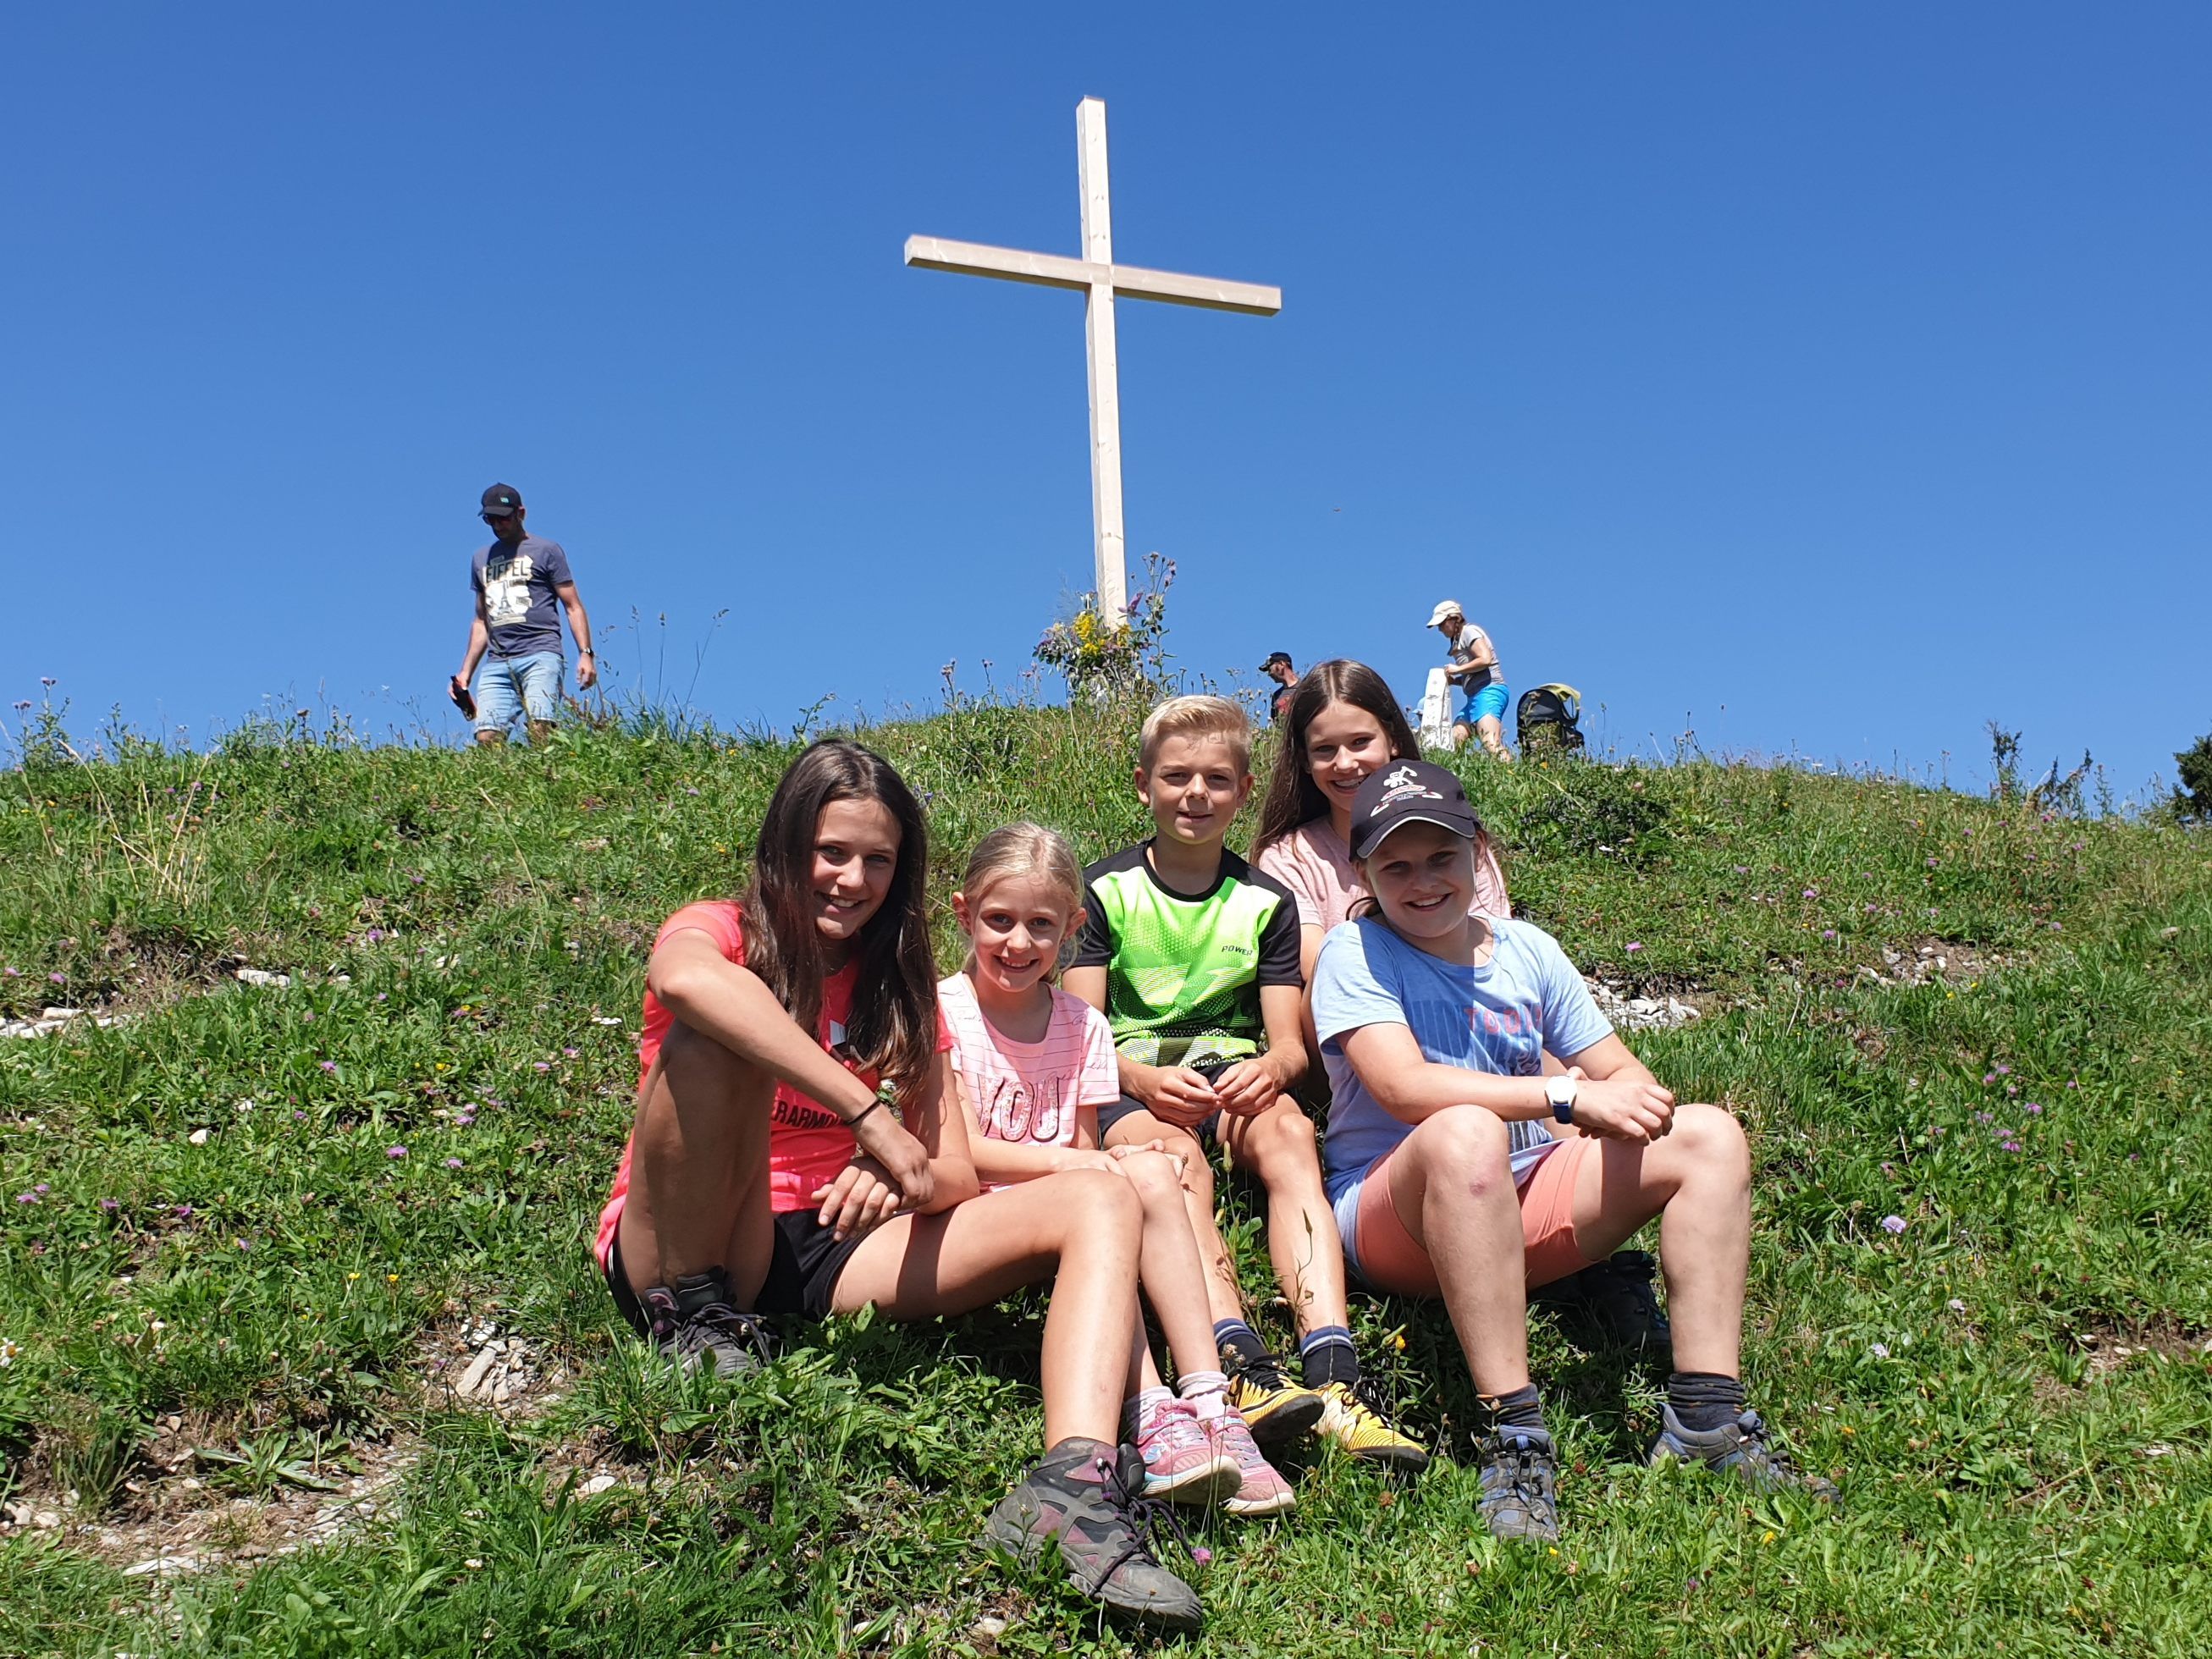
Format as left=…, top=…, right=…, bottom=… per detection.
left=1067, top=695, right=1426, bottom=1469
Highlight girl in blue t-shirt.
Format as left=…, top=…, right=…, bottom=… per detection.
left=1310, top=760, right=1836, bottom=1543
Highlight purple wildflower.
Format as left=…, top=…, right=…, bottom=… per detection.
left=1869, top=1342, right=1890, bottom=1359
left=320, top=1060, right=337, bottom=1073
left=14, top=1193, right=36, bottom=1204
left=1821, top=929, right=1837, bottom=940
left=1976, top=1111, right=1993, bottom=1123
left=1625, top=942, right=1643, bottom=954
left=2026, top=1101, right=2044, bottom=1115
left=1802, top=888, right=1818, bottom=899
left=99, top=1198, right=119, bottom=1211
left=444, top=1158, right=463, bottom=1169
left=533, top=1061, right=551, bottom=1072
left=1880, top=1215, right=1906, bottom=1235
left=385, top=1145, right=407, bottom=1160
left=454, top=1113, right=474, bottom=1127
left=1995, top=1064, right=2011, bottom=1076
left=563, top=1046, right=578, bottom=1057
left=174, top=1204, right=195, bottom=1218
left=48, top=972, right=65, bottom=984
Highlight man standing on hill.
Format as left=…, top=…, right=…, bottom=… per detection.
left=451, top=483, right=597, bottom=747
left=1260, top=651, right=1299, bottom=724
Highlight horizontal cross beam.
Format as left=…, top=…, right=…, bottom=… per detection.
left=903, top=234, right=1282, bottom=317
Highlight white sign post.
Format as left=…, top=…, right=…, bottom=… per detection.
left=1420, top=668, right=1459, bottom=751
left=906, top=97, right=1281, bottom=626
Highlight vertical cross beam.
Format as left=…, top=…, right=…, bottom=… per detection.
left=1077, top=97, right=1128, bottom=626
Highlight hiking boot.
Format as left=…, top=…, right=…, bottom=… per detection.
left=1223, top=1349, right=1327, bottom=1447
left=639, top=1268, right=781, bottom=1379
left=1316, top=1379, right=1430, bottom=1473
left=1134, top=1399, right=1240, bottom=1505
left=1201, top=1407, right=1295, bottom=1517
left=983, top=1437, right=1203, bottom=1631
left=1647, top=1404, right=1839, bottom=1502
left=1472, top=1425, right=1560, bottom=1541
left=1531, top=1250, right=1672, bottom=1357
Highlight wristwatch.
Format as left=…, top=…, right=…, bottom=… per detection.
left=1544, top=1074, right=1579, bottom=1126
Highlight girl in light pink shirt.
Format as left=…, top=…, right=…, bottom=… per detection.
left=1254, top=659, right=1511, bottom=989
left=945, top=823, right=1294, bottom=1517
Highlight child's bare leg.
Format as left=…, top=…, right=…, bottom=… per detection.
left=832, top=1169, right=1143, bottom=1448
left=1221, top=1097, right=1347, bottom=1339
left=615, top=1022, right=776, bottom=1304
left=1102, top=1109, right=1244, bottom=1325
left=1567, top=1102, right=1750, bottom=1377
left=1366, top=1106, right=1530, bottom=1393
left=1117, top=1149, right=1227, bottom=1380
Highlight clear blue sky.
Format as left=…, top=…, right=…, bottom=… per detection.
left=3, top=4, right=2205, bottom=796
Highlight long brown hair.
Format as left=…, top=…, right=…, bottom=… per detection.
left=1252, top=659, right=1423, bottom=856
left=738, top=740, right=939, bottom=1094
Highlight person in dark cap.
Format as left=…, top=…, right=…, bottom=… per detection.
left=450, top=483, right=597, bottom=747
left=1260, top=651, right=1298, bottom=725
left=1310, top=759, right=1835, bottom=1542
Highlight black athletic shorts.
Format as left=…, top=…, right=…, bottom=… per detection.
left=603, top=1209, right=866, bottom=1331
left=1095, top=1093, right=1222, bottom=1143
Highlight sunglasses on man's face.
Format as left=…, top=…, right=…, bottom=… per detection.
left=483, top=512, right=516, bottom=526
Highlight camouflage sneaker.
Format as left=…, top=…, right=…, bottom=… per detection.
left=1647, top=1404, right=1839, bottom=1502
left=983, top=1437, right=1203, bottom=1630
left=1531, top=1250, right=1672, bottom=1357
left=1472, top=1425, right=1560, bottom=1541
left=638, top=1268, right=781, bottom=1379
left=1222, top=1349, right=1327, bottom=1447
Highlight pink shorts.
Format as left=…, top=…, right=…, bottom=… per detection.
left=1351, top=1134, right=1601, bottom=1294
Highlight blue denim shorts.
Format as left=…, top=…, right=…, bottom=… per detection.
left=474, top=650, right=563, bottom=731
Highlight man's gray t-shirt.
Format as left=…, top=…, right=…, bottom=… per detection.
left=470, top=536, right=573, bottom=658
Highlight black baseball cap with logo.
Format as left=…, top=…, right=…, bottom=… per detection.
left=1260, top=650, right=1294, bottom=671
left=1348, top=759, right=1482, bottom=861
left=480, top=483, right=524, bottom=518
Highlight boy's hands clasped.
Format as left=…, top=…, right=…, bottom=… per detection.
left=1138, top=1055, right=1285, bottom=1126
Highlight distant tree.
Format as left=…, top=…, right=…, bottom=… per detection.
left=2174, top=728, right=2212, bottom=821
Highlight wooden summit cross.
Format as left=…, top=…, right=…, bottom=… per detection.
left=906, top=96, right=1280, bottom=626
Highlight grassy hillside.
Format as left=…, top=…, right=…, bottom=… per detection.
left=3, top=702, right=2209, bottom=1656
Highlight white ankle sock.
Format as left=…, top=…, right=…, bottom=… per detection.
left=1123, top=1386, right=1175, bottom=1437
left=1178, top=1370, right=1229, bottom=1421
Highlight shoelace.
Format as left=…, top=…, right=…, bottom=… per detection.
left=1729, top=1410, right=1801, bottom=1473
left=1233, top=1352, right=1296, bottom=1394
left=1090, top=1453, right=1208, bottom=1580
left=1488, top=1433, right=1557, bottom=1510
left=1337, top=1375, right=1395, bottom=1426
left=681, top=1301, right=779, bottom=1366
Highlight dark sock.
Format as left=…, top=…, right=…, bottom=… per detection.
left=1668, top=1370, right=1746, bottom=1432
left=1299, top=1326, right=1358, bottom=1387
left=1213, top=1319, right=1267, bottom=1369
left=1477, top=1383, right=1546, bottom=1434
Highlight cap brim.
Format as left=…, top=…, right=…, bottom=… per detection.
left=1354, top=807, right=1479, bottom=861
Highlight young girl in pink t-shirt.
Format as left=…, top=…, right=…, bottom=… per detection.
left=944, top=823, right=1294, bottom=1517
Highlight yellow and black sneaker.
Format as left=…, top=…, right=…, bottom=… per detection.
left=1223, top=1349, right=1327, bottom=1447
left=1316, top=1379, right=1430, bottom=1471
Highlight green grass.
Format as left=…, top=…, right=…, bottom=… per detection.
left=3, top=701, right=2209, bottom=1656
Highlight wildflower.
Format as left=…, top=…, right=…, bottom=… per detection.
left=320, top=1061, right=337, bottom=1073
left=445, top=1158, right=463, bottom=1169
left=1926, top=858, right=1938, bottom=868
left=1947, top=1298, right=1967, bottom=1313
left=2, top=967, right=15, bottom=977
left=1869, top=1342, right=1890, bottom=1359
left=386, top=1145, right=407, bottom=1160
left=385, top=1272, right=398, bottom=1282
left=464, top=1558, right=483, bottom=1570
left=1975, top=1111, right=1993, bottom=1123
left=1821, top=929, right=1837, bottom=940
left=302, top=1011, right=315, bottom=1023
left=98, top=1198, right=118, bottom=1211
left=2000, top=1141, right=2022, bottom=1154
left=1880, top=1215, right=1906, bottom=1235
left=563, top=1046, right=578, bottom=1057
left=1733, top=864, right=1749, bottom=874
left=376, top=993, right=388, bottom=1002
left=347, top=1271, right=360, bottom=1281
left=14, top=1193, right=36, bottom=1204
left=2025, top=1101, right=2044, bottom=1115
left=33, top=1183, right=47, bottom=1195
left=174, top=1204, right=195, bottom=1218
left=1995, top=1064, right=2011, bottom=1076
left=0, top=1337, right=16, bottom=1366
left=1802, top=888, right=1818, bottom=899
left=1192, top=1546, right=1214, bottom=1564
left=1625, top=942, right=1643, bottom=954
left=453, top=1114, right=474, bottom=1127
left=533, top=1061, right=552, bottom=1072
left=2127, top=1152, right=2140, bottom=1162
left=48, top=972, right=64, bottom=984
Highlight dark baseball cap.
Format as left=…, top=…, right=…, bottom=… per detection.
left=480, top=483, right=524, bottom=517
left=1348, top=759, right=1482, bottom=861
left=1260, top=650, right=1294, bottom=670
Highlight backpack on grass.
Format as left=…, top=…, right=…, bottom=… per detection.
left=1516, top=684, right=1585, bottom=755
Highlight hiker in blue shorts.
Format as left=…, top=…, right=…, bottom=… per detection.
left=1427, top=598, right=1511, bottom=760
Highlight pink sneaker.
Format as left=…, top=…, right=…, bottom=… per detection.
left=1134, top=1398, right=1239, bottom=1505
left=1210, top=1406, right=1297, bottom=1517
